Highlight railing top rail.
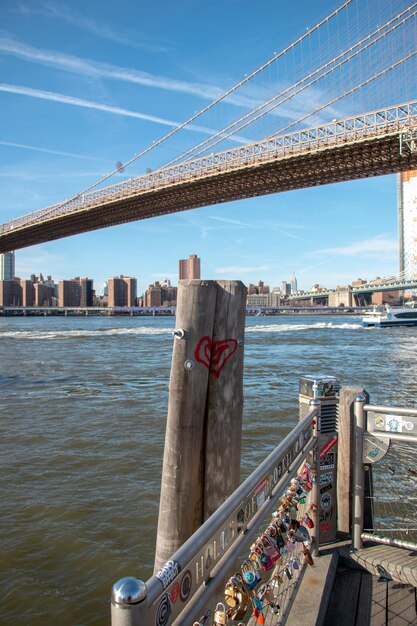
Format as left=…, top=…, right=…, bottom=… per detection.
left=145, top=407, right=317, bottom=607
left=364, top=404, right=417, bottom=417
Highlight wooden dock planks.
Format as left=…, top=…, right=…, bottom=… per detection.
left=350, top=544, right=417, bottom=588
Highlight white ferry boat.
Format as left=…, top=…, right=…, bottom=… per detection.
left=362, top=303, right=417, bottom=328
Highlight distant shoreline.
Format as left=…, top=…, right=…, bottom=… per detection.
left=0, top=307, right=369, bottom=317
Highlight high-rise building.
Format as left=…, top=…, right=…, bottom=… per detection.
left=79, top=278, right=94, bottom=307
left=59, top=279, right=82, bottom=307
left=0, top=279, right=21, bottom=305
left=398, top=170, right=417, bottom=283
left=280, top=281, right=291, bottom=296
left=34, top=283, right=55, bottom=306
left=179, top=254, right=201, bottom=280
left=0, top=251, right=15, bottom=280
left=108, top=276, right=137, bottom=307
left=20, top=280, right=34, bottom=306
left=247, top=281, right=270, bottom=295
left=144, top=280, right=177, bottom=307
left=58, top=277, right=93, bottom=307
left=290, top=272, right=298, bottom=294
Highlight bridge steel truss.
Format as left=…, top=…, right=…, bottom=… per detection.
left=1, top=101, right=417, bottom=252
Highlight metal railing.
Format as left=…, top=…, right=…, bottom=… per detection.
left=111, top=402, right=320, bottom=626
left=353, top=397, right=417, bottom=551
left=2, top=100, right=417, bottom=235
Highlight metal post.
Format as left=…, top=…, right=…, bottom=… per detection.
left=111, top=577, right=148, bottom=626
left=353, top=395, right=366, bottom=550
left=309, top=398, right=320, bottom=556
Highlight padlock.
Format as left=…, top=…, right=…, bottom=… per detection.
left=227, top=602, right=249, bottom=622
left=197, top=608, right=211, bottom=624
left=224, top=584, right=237, bottom=608
left=290, top=556, right=300, bottom=570
left=260, top=551, right=274, bottom=572
left=294, top=525, right=310, bottom=543
left=261, top=535, right=281, bottom=564
left=284, top=565, right=293, bottom=580
left=265, top=523, right=278, bottom=539
left=271, top=603, right=280, bottom=615
left=242, top=560, right=262, bottom=590
left=214, top=602, right=227, bottom=625
left=258, top=584, right=275, bottom=605
left=286, top=539, right=296, bottom=552
left=302, top=544, right=314, bottom=566
left=303, top=514, right=314, bottom=529
left=252, top=594, right=263, bottom=612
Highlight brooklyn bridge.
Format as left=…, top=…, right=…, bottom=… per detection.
left=1, top=0, right=417, bottom=293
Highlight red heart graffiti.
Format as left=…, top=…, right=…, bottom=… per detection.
left=194, top=336, right=238, bottom=379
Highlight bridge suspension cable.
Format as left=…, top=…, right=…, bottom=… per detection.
left=155, top=3, right=417, bottom=169
left=264, top=50, right=417, bottom=143
left=2, top=0, right=417, bottom=237
left=12, top=0, right=352, bottom=224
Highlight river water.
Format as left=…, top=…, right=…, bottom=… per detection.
left=1, top=313, right=416, bottom=625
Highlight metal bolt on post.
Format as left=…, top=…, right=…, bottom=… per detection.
left=111, top=577, right=147, bottom=626
left=353, top=394, right=367, bottom=550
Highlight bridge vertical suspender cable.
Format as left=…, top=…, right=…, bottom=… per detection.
left=156, top=4, right=417, bottom=169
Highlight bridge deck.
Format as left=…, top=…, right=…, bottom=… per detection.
left=1, top=107, right=417, bottom=252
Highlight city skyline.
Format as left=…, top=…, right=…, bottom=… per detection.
left=0, top=1, right=407, bottom=294
left=0, top=251, right=404, bottom=299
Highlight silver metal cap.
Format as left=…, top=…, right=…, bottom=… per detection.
left=112, top=577, right=147, bottom=605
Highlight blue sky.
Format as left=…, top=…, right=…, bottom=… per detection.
left=0, top=0, right=413, bottom=295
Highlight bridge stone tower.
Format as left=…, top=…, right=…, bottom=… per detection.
left=328, top=285, right=353, bottom=308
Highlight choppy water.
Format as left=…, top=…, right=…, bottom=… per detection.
left=1, top=314, right=416, bottom=625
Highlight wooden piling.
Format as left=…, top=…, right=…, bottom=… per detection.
left=154, top=280, right=217, bottom=572
left=153, top=279, right=246, bottom=572
left=203, top=280, right=247, bottom=520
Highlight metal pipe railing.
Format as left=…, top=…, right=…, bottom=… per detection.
left=361, top=533, right=417, bottom=551
left=353, top=400, right=417, bottom=550
left=364, top=404, right=417, bottom=416
left=111, top=403, right=319, bottom=626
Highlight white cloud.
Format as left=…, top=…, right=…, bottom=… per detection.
left=215, top=264, right=271, bottom=274
left=16, top=1, right=168, bottom=52
left=298, top=261, right=329, bottom=274
left=0, top=34, right=218, bottom=100
left=209, top=215, right=305, bottom=240
left=0, top=33, right=336, bottom=125
left=209, top=216, right=252, bottom=228
left=0, top=83, right=217, bottom=136
left=314, top=236, right=398, bottom=258
left=0, top=140, right=113, bottom=162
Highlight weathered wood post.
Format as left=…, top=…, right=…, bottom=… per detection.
left=337, top=386, right=369, bottom=535
left=154, top=279, right=247, bottom=572
left=203, top=280, right=247, bottom=519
